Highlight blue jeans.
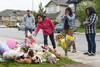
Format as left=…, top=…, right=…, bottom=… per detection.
left=85, top=33, right=96, bottom=54
left=62, top=28, right=64, bottom=33
left=25, top=27, right=33, bottom=36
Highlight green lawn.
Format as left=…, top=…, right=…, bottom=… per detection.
left=0, top=57, right=80, bottom=67
left=77, top=27, right=100, bottom=33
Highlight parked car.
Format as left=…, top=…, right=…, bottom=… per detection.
left=18, top=23, right=36, bottom=31
left=9, top=25, right=18, bottom=28
left=0, top=25, right=6, bottom=28
left=55, top=23, right=77, bottom=33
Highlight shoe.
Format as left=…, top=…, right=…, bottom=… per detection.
left=84, top=52, right=90, bottom=55
left=88, top=53, right=96, bottom=56
left=72, top=50, right=76, bottom=53
left=68, top=49, right=71, bottom=51
left=54, top=50, right=57, bottom=52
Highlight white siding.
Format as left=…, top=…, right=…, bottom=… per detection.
left=2, top=16, right=10, bottom=21
left=56, top=5, right=60, bottom=12
left=68, top=3, right=75, bottom=12
left=56, top=6, right=68, bottom=23
left=46, top=2, right=58, bottom=13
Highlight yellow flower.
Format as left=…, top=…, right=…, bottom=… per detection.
left=61, top=41, right=66, bottom=50
left=70, top=37, right=73, bottom=41
left=12, top=55, right=17, bottom=58
left=66, top=35, right=73, bottom=41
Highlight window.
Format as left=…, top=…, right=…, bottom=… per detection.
left=4, top=16, right=6, bottom=18
left=69, top=4, right=74, bottom=11
left=48, top=5, right=56, bottom=13
left=12, top=22, right=15, bottom=25
left=4, top=22, right=7, bottom=24
left=17, top=12, right=21, bottom=15
left=12, top=16, right=17, bottom=20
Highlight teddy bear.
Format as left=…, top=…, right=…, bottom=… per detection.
left=24, top=49, right=37, bottom=58
left=25, top=49, right=43, bottom=64
left=17, top=49, right=36, bottom=60
left=17, top=58, right=32, bottom=64
left=46, top=56, right=57, bottom=64
left=31, top=55, right=42, bottom=64
left=17, top=49, right=42, bottom=64
left=49, top=48, right=61, bottom=59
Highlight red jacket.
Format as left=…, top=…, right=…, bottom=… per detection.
left=35, top=18, right=55, bottom=35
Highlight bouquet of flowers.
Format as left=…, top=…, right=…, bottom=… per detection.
left=57, top=34, right=76, bottom=56
left=21, top=44, right=33, bottom=53
left=55, top=33, right=66, bottom=46
left=25, top=33, right=35, bottom=45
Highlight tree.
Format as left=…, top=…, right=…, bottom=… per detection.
left=19, top=21, right=22, bottom=25
left=38, top=2, right=44, bottom=14
left=7, top=21, right=10, bottom=26
left=76, top=0, right=92, bottom=28
left=93, top=0, right=100, bottom=29
left=32, top=11, right=38, bottom=26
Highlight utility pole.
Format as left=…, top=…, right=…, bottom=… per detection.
left=32, top=0, right=34, bottom=12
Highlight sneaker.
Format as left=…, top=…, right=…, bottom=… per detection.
left=88, top=53, right=96, bottom=56
left=68, top=49, right=71, bottom=51
left=54, top=50, right=57, bottom=52
left=72, top=50, right=76, bottom=53
left=84, top=52, right=90, bottom=55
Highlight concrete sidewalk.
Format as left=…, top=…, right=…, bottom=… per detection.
left=56, top=46, right=100, bottom=67
left=0, top=36, right=100, bottom=67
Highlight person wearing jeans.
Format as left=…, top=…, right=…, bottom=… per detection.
left=22, top=10, right=35, bottom=39
left=83, top=7, right=98, bottom=56
left=33, top=14, right=57, bottom=52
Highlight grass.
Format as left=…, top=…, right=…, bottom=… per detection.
left=77, top=27, right=100, bottom=33
left=0, top=57, right=80, bottom=67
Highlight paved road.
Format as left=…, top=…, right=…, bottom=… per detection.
left=0, top=28, right=100, bottom=55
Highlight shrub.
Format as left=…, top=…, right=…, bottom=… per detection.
left=96, top=24, right=100, bottom=29
left=52, top=21, right=59, bottom=25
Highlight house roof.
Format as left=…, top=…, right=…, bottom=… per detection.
left=45, top=0, right=68, bottom=7
left=44, top=11, right=60, bottom=18
left=0, top=9, right=27, bottom=16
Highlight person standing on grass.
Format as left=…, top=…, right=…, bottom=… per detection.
left=61, top=7, right=76, bottom=53
left=83, top=7, right=98, bottom=56
left=33, top=14, right=57, bottom=52
left=22, top=10, right=35, bottom=40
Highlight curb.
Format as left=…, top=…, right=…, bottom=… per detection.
left=74, top=32, right=100, bottom=36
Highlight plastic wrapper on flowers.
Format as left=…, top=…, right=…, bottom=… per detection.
left=56, top=34, right=77, bottom=56
left=21, top=44, right=33, bottom=53
left=68, top=37, right=77, bottom=48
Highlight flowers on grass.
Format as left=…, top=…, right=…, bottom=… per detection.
left=21, top=44, right=33, bottom=53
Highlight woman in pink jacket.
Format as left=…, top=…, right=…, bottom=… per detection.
left=33, top=14, right=56, bottom=52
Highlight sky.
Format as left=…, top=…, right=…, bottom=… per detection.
left=0, top=0, right=50, bottom=12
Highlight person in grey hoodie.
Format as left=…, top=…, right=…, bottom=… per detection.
left=22, top=10, right=35, bottom=39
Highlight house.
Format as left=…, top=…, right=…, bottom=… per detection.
left=0, top=9, right=27, bottom=26
left=44, top=0, right=93, bottom=27
left=44, top=0, right=68, bottom=23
